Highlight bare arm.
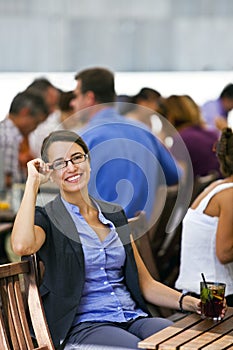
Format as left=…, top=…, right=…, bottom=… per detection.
left=130, top=237, right=201, bottom=314
left=216, top=188, right=233, bottom=264
left=11, top=158, right=52, bottom=256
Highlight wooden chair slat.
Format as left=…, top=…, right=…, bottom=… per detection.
left=7, top=276, right=29, bottom=349
left=0, top=261, right=29, bottom=279
left=0, top=255, right=55, bottom=350
left=0, top=278, right=19, bottom=349
left=14, top=276, right=35, bottom=349
left=0, top=310, right=11, bottom=350
left=26, top=261, right=54, bottom=349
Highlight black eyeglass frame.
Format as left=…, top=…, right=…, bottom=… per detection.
left=49, top=153, right=89, bottom=170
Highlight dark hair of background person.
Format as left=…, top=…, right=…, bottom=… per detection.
left=131, top=87, right=161, bottom=104
left=220, top=83, right=233, bottom=99
left=9, top=90, right=49, bottom=117
left=75, top=67, right=116, bottom=104
left=216, top=127, right=233, bottom=177
left=117, top=88, right=161, bottom=115
left=26, top=77, right=59, bottom=93
left=41, top=130, right=90, bottom=163
left=26, top=77, right=61, bottom=114
left=59, top=91, right=75, bottom=112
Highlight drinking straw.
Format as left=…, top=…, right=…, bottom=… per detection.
left=201, top=273, right=216, bottom=315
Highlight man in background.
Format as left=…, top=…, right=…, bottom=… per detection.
left=71, top=67, right=181, bottom=220
left=201, top=83, right=233, bottom=132
left=0, top=90, right=48, bottom=188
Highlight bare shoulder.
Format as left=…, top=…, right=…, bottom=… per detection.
left=191, top=179, right=226, bottom=209
left=217, top=186, right=233, bottom=203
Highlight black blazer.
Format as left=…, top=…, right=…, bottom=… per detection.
left=35, top=195, right=150, bottom=348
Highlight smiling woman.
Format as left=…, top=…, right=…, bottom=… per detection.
left=11, top=129, right=203, bottom=349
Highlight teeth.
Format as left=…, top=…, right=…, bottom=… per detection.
left=67, top=174, right=81, bottom=182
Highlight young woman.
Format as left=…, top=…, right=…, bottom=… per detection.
left=11, top=130, right=203, bottom=350
left=176, top=127, right=233, bottom=305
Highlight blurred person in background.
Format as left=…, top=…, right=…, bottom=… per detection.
left=162, top=94, right=221, bottom=178
left=27, top=77, right=61, bottom=157
left=58, top=90, right=79, bottom=129
left=201, top=83, right=233, bottom=133
left=26, top=77, right=60, bottom=115
left=175, top=127, right=233, bottom=306
left=70, top=67, right=181, bottom=220
left=120, top=87, right=162, bottom=131
left=0, top=90, right=48, bottom=188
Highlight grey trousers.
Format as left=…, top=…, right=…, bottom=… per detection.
left=63, top=317, right=173, bottom=350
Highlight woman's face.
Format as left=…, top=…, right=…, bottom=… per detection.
left=47, top=141, right=90, bottom=194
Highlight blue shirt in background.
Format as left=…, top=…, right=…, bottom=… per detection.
left=79, top=108, right=181, bottom=219
left=201, top=97, right=227, bottom=131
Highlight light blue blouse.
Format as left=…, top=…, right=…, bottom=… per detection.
left=62, top=198, right=148, bottom=324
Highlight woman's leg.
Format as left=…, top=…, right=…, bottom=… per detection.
left=63, top=317, right=173, bottom=350
left=63, top=322, right=143, bottom=350
left=128, top=316, right=173, bottom=339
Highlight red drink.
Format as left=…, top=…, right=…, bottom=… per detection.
left=200, top=282, right=225, bottom=320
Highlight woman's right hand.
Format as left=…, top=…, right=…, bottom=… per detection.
left=27, top=158, right=53, bottom=186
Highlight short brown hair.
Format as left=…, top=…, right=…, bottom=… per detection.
left=41, top=130, right=89, bottom=163
left=75, top=67, right=116, bottom=104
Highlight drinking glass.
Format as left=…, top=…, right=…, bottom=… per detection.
left=200, top=281, right=225, bottom=320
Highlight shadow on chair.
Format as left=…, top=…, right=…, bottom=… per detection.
left=0, top=254, right=54, bottom=350
left=191, top=171, right=220, bottom=202
left=147, top=185, right=182, bottom=287
left=128, top=211, right=174, bottom=318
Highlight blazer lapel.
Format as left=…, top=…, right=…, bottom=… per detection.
left=45, top=195, right=84, bottom=265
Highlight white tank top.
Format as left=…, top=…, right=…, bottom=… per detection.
left=175, top=182, right=233, bottom=295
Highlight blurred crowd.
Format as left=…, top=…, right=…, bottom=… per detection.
left=1, top=70, right=232, bottom=194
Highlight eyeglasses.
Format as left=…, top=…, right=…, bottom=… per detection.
left=49, top=153, right=88, bottom=170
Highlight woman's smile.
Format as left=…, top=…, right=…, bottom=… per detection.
left=65, top=173, right=82, bottom=183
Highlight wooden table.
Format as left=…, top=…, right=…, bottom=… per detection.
left=138, top=307, right=233, bottom=349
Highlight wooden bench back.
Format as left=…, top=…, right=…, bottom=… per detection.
left=0, top=255, right=54, bottom=350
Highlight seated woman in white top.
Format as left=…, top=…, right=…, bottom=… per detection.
left=175, top=127, right=233, bottom=306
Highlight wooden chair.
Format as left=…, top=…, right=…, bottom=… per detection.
left=128, top=211, right=173, bottom=317
left=128, top=211, right=160, bottom=281
left=0, top=254, right=54, bottom=350
left=147, top=185, right=182, bottom=287
left=149, top=185, right=179, bottom=257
